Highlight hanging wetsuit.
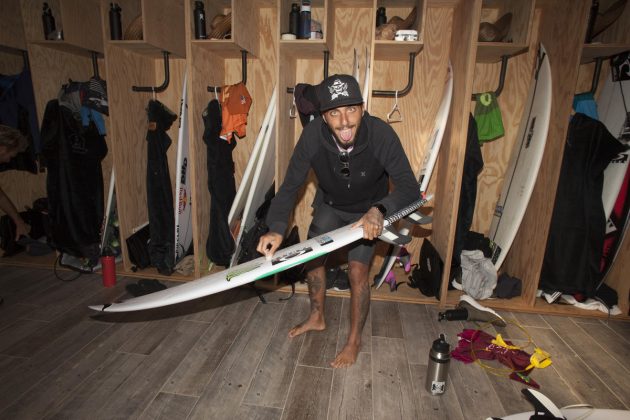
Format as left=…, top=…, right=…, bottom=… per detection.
left=40, top=97, right=107, bottom=260
left=540, top=113, right=627, bottom=297
left=146, top=100, right=177, bottom=275
left=203, top=99, right=236, bottom=267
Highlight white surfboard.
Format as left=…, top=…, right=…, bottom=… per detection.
left=489, top=44, right=552, bottom=269
left=353, top=48, right=360, bottom=83
left=363, top=47, right=370, bottom=109
left=230, top=96, right=277, bottom=266
left=174, top=70, right=192, bottom=263
left=100, top=169, right=116, bottom=253
left=598, top=72, right=630, bottom=219
left=89, top=195, right=432, bottom=313
left=374, top=64, right=453, bottom=289
left=227, top=88, right=277, bottom=236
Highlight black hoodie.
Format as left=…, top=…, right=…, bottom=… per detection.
left=266, top=112, right=419, bottom=235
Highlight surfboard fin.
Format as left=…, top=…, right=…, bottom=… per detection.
left=521, top=389, right=566, bottom=419
left=403, top=210, right=433, bottom=225
left=378, top=226, right=412, bottom=245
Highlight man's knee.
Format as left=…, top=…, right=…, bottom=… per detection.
left=347, top=261, right=369, bottom=285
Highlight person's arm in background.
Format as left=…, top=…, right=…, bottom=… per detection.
left=0, top=186, right=28, bottom=240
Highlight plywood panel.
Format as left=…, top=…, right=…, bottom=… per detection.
left=142, top=0, right=185, bottom=57
left=0, top=0, right=27, bottom=50
left=504, top=0, right=592, bottom=305
left=233, top=0, right=260, bottom=57
left=433, top=0, right=480, bottom=304
left=60, top=0, right=103, bottom=53
left=471, top=10, right=540, bottom=236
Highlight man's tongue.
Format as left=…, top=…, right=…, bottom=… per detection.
left=339, top=128, right=353, bottom=142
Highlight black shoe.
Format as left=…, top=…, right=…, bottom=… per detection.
left=332, top=269, right=350, bottom=292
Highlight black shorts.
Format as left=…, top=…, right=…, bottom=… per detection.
left=307, top=203, right=376, bottom=265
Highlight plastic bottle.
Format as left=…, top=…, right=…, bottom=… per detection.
left=109, top=3, right=122, bottom=40
left=193, top=1, right=207, bottom=40
left=425, top=334, right=450, bottom=396
left=376, top=7, right=387, bottom=27
left=437, top=307, right=468, bottom=321
left=289, top=3, right=300, bottom=36
left=299, top=1, right=311, bottom=40
left=42, top=2, right=56, bottom=40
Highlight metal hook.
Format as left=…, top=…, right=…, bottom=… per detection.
left=132, top=51, right=170, bottom=93
left=387, top=91, right=402, bottom=123
left=207, top=50, right=248, bottom=92
left=289, top=93, right=297, bottom=119
left=214, top=86, right=219, bottom=101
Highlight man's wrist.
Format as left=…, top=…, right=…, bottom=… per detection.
left=372, top=203, right=387, bottom=216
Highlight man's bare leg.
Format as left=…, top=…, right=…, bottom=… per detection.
left=288, top=265, right=327, bottom=338
left=331, top=261, right=370, bottom=368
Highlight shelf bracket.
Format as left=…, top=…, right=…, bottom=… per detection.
left=472, top=55, right=509, bottom=100
left=372, top=53, right=417, bottom=97
left=207, top=50, right=248, bottom=93
left=132, top=51, right=170, bottom=93
left=286, top=50, right=330, bottom=94
left=91, top=51, right=99, bottom=79
left=577, top=56, right=604, bottom=96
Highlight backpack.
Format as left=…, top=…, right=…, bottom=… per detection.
left=126, top=224, right=151, bottom=270
left=408, top=239, right=444, bottom=299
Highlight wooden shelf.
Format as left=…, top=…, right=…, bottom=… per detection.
left=581, top=43, right=630, bottom=64
left=475, top=42, right=528, bottom=62
left=107, top=40, right=183, bottom=58
left=190, top=39, right=249, bottom=58
left=280, top=39, right=332, bottom=58
left=29, top=40, right=99, bottom=57
left=374, top=40, right=423, bottom=60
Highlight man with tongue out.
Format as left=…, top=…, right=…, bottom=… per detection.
left=257, top=74, right=419, bottom=368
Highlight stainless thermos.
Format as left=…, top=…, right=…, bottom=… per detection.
left=425, top=334, right=450, bottom=395
left=109, top=3, right=122, bottom=40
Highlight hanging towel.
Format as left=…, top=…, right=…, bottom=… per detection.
left=474, top=92, right=505, bottom=142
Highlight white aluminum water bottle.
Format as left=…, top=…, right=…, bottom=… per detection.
left=425, top=333, right=450, bottom=395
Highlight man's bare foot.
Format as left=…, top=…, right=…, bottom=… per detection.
left=330, top=342, right=360, bottom=368
left=288, top=315, right=325, bottom=338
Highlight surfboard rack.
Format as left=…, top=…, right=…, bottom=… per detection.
left=286, top=51, right=330, bottom=94
left=132, top=51, right=170, bottom=93
left=471, top=55, right=509, bottom=100
left=576, top=56, right=604, bottom=96
left=372, top=53, right=417, bottom=97
left=207, top=50, right=249, bottom=93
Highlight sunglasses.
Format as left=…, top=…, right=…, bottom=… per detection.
left=338, top=151, right=350, bottom=178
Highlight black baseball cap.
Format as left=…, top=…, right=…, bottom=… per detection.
left=317, top=74, right=364, bottom=112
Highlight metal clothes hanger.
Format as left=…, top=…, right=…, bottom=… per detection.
left=289, top=92, right=297, bottom=119
left=387, top=90, right=402, bottom=123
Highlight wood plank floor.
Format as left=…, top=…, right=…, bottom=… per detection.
left=0, top=265, right=628, bottom=420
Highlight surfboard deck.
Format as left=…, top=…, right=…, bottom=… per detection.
left=174, top=70, right=192, bottom=263
left=489, top=44, right=552, bottom=270
left=89, top=195, right=432, bottom=312
left=598, top=73, right=630, bottom=219
left=228, top=88, right=277, bottom=239
left=230, top=101, right=277, bottom=266
left=374, top=64, right=453, bottom=289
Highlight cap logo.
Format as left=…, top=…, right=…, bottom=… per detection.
left=328, top=79, right=350, bottom=101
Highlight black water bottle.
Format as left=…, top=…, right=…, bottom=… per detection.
left=42, top=2, right=56, bottom=40
left=299, top=1, right=311, bottom=39
left=193, top=1, right=207, bottom=40
left=289, top=3, right=300, bottom=36
left=376, top=7, right=387, bottom=27
left=109, top=3, right=122, bottom=40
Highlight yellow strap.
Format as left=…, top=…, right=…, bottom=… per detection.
left=526, top=347, right=552, bottom=370
left=491, top=334, right=520, bottom=350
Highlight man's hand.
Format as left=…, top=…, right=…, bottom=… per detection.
left=352, top=207, right=384, bottom=240
left=256, top=232, right=283, bottom=260
left=13, top=217, right=29, bottom=241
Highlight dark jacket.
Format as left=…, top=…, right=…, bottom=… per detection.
left=267, top=112, right=420, bottom=235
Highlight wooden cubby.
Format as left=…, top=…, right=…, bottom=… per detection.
left=99, top=0, right=187, bottom=279
left=1, top=0, right=628, bottom=319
